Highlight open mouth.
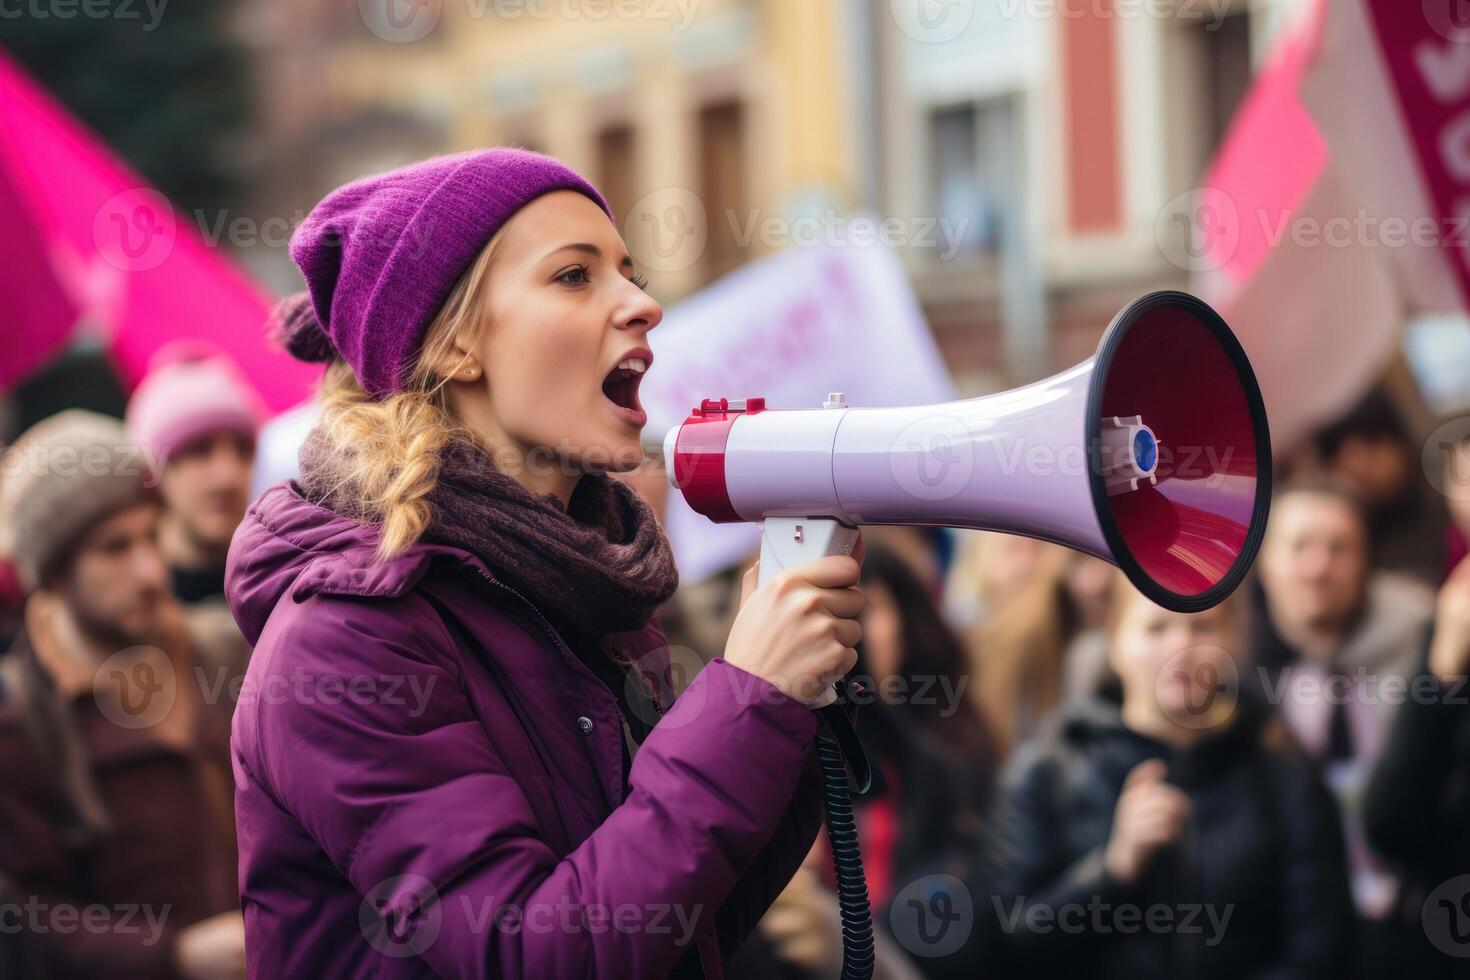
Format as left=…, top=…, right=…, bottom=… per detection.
left=601, top=356, right=648, bottom=415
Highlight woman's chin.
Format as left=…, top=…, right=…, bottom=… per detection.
left=574, top=430, right=647, bottom=473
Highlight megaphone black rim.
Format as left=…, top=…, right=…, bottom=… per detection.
left=1085, top=290, right=1273, bottom=614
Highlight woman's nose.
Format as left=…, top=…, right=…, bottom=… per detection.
left=616, top=282, right=663, bottom=334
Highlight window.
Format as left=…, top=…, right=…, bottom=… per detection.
left=594, top=123, right=637, bottom=227
left=929, top=100, right=1016, bottom=257
left=1200, top=12, right=1253, bottom=154
left=1166, top=7, right=1254, bottom=185
left=697, top=100, right=747, bottom=281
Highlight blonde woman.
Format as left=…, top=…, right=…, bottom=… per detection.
left=985, top=579, right=1353, bottom=979
left=226, top=150, right=865, bottom=978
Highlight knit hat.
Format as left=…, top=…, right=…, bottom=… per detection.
left=274, top=148, right=612, bottom=397
left=0, top=410, right=154, bottom=591
left=126, top=340, right=265, bottom=467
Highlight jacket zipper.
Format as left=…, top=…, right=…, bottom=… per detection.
left=471, top=574, right=711, bottom=980
left=472, top=571, right=618, bottom=816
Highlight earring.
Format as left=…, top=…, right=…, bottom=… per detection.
left=459, top=365, right=480, bottom=381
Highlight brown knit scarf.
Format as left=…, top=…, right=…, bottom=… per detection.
left=297, top=427, right=679, bottom=642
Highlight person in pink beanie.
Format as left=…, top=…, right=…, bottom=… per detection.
left=126, top=341, right=265, bottom=604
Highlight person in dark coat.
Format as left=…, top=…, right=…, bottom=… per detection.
left=227, top=149, right=867, bottom=979
left=985, top=576, right=1355, bottom=980
left=1363, top=556, right=1470, bottom=976
left=0, top=410, right=248, bottom=979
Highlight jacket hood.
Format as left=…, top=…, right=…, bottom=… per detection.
left=226, top=482, right=492, bottom=646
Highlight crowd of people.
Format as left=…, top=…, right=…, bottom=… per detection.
left=0, top=350, right=1468, bottom=979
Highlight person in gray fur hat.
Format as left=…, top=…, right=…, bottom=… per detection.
left=0, top=409, right=249, bottom=980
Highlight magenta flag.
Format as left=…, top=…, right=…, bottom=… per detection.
left=1191, top=0, right=1470, bottom=451
left=1364, top=0, right=1470, bottom=309
left=0, top=50, right=318, bottom=411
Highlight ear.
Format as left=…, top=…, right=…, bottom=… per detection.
left=450, top=357, right=483, bottom=384
left=435, top=343, right=483, bottom=384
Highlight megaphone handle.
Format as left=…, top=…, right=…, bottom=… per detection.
left=757, top=517, right=861, bottom=707
left=758, top=517, right=876, bottom=980
left=755, top=517, right=867, bottom=766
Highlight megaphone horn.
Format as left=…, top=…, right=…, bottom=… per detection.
left=664, top=289, right=1272, bottom=614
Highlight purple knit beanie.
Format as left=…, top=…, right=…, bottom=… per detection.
left=274, top=148, right=612, bottom=397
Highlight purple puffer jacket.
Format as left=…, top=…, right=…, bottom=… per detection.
left=226, top=483, right=823, bottom=979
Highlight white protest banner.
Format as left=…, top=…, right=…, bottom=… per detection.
left=641, top=234, right=955, bottom=582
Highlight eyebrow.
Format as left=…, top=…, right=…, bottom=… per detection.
left=545, top=242, right=634, bottom=270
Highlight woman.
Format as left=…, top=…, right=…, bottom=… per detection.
left=225, top=149, right=865, bottom=978
left=985, top=577, right=1355, bottom=979
left=964, top=540, right=1116, bottom=759
left=849, top=544, right=996, bottom=907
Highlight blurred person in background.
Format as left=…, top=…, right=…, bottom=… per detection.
left=942, top=531, right=1059, bottom=633
left=126, top=343, right=263, bottom=606
left=986, top=578, right=1355, bottom=979
left=0, top=410, right=247, bottom=980
left=1314, top=389, right=1446, bottom=585
left=1251, top=477, right=1433, bottom=971
left=1363, top=555, right=1470, bottom=977
left=967, top=542, right=1118, bottom=759
left=759, top=543, right=998, bottom=980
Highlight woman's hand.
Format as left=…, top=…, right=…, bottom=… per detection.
left=723, top=537, right=865, bottom=706
left=1103, top=759, right=1190, bottom=885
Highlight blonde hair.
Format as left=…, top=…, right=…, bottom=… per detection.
left=313, top=231, right=506, bottom=561
left=966, top=545, right=1072, bottom=758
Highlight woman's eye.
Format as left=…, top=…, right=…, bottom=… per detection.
left=557, top=266, right=590, bottom=286
left=631, top=273, right=649, bottom=291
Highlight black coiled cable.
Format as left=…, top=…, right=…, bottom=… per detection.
left=816, top=732, right=875, bottom=980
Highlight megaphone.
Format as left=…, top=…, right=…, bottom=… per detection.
left=663, top=289, right=1272, bottom=613
left=661, top=289, right=1270, bottom=980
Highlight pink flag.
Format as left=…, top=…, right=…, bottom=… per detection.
left=1189, top=0, right=1470, bottom=450
left=0, top=50, right=318, bottom=411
